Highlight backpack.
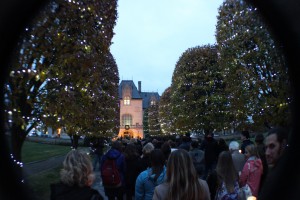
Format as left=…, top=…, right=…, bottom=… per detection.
left=101, top=156, right=122, bottom=188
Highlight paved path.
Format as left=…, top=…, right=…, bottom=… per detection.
left=23, top=148, right=108, bottom=199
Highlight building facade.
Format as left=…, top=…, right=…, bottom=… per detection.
left=118, top=80, right=160, bottom=139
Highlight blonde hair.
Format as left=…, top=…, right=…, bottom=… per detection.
left=245, top=144, right=259, bottom=158
left=60, top=149, right=94, bottom=187
left=166, top=149, right=205, bottom=200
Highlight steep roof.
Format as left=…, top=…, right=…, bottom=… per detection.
left=140, top=92, right=160, bottom=109
left=118, top=80, right=160, bottom=109
left=118, top=80, right=142, bottom=99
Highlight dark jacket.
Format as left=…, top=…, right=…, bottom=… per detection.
left=50, top=182, right=103, bottom=200
left=200, top=137, right=218, bottom=165
left=101, top=148, right=126, bottom=186
left=125, top=154, right=143, bottom=197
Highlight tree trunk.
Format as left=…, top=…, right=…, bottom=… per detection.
left=70, top=134, right=79, bottom=149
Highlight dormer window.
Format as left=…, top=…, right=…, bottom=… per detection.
left=150, top=100, right=156, bottom=106
left=124, top=96, right=130, bottom=105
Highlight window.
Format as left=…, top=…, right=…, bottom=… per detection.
left=124, top=96, right=130, bottom=105
left=122, top=114, right=132, bottom=126
left=150, top=100, right=156, bottom=106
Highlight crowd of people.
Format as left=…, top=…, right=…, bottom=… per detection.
left=50, top=126, right=289, bottom=200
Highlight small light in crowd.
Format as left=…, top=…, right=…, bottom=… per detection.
left=247, top=196, right=256, bottom=200
left=239, top=149, right=242, bottom=153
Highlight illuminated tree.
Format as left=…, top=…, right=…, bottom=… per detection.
left=148, top=103, right=161, bottom=136
left=216, top=0, right=292, bottom=130
left=170, top=45, right=226, bottom=134
left=158, top=87, right=175, bottom=135
left=4, top=0, right=118, bottom=160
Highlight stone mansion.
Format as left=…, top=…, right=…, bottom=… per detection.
left=118, top=80, right=160, bottom=139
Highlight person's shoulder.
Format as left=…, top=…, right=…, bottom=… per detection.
left=137, top=169, right=149, bottom=179
left=90, top=188, right=104, bottom=200
left=155, top=182, right=169, bottom=191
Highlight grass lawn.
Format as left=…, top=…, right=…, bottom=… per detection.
left=22, top=140, right=72, bottom=163
left=26, top=166, right=61, bottom=200
left=22, top=141, right=71, bottom=200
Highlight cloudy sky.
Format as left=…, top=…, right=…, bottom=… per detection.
left=110, top=0, right=224, bottom=95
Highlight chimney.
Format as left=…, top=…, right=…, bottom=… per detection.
left=138, top=81, right=141, bottom=93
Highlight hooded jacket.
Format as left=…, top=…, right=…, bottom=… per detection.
left=100, top=148, right=126, bottom=186
left=135, top=166, right=166, bottom=200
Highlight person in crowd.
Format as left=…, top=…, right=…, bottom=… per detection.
left=200, top=130, right=219, bottom=179
left=50, top=150, right=104, bottom=200
left=160, top=141, right=171, bottom=165
left=240, top=130, right=254, bottom=154
left=100, top=140, right=125, bottom=200
left=140, top=142, right=155, bottom=171
left=217, top=138, right=229, bottom=157
left=189, top=140, right=205, bottom=179
left=167, top=139, right=178, bottom=152
left=229, top=140, right=246, bottom=175
left=206, top=151, right=239, bottom=200
left=254, top=133, right=268, bottom=194
left=153, top=149, right=210, bottom=200
left=135, top=149, right=166, bottom=200
left=258, top=126, right=290, bottom=199
left=265, top=126, right=289, bottom=169
left=178, top=133, right=191, bottom=151
left=239, top=144, right=263, bottom=197
left=90, top=137, right=105, bottom=171
left=124, top=143, right=143, bottom=200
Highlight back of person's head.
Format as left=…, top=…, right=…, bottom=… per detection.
left=267, top=126, right=289, bottom=144
left=124, top=143, right=139, bottom=159
left=166, top=149, right=204, bottom=199
left=129, top=138, right=137, bottom=145
left=150, top=149, right=165, bottom=168
left=182, top=135, right=189, bottom=142
left=60, top=150, right=94, bottom=187
left=216, top=151, right=238, bottom=193
left=229, top=141, right=239, bottom=151
left=241, top=130, right=250, bottom=139
left=245, top=144, right=259, bottom=158
left=112, top=140, right=123, bottom=152
left=167, top=149, right=196, bottom=180
left=218, top=138, right=226, bottom=145
left=167, top=139, right=176, bottom=148
left=142, top=142, right=155, bottom=155
left=160, top=141, right=171, bottom=161
left=255, top=133, right=265, bottom=144
left=190, top=140, right=199, bottom=149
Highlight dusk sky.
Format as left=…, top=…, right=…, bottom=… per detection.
left=110, top=0, right=224, bottom=95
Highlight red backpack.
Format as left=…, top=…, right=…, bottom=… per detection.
left=101, top=156, right=122, bottom=187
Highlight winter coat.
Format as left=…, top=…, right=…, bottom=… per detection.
left=50, top=182, right=103, bottom=200
left=124, top=154, right=143, bottom=196
left=239, top=156, right=263, bottom=197
left=135, top=166, right=166, bottom=200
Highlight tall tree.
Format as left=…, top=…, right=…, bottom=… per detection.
left=170, top=45, right=226, bottom=134
left=216, top=0, right=292, bottom=130
left=4, top=0, right=118, bottom=160
left=158, top=87, right=175, bottom=135
left=148, top=103, right=161, bottom=136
